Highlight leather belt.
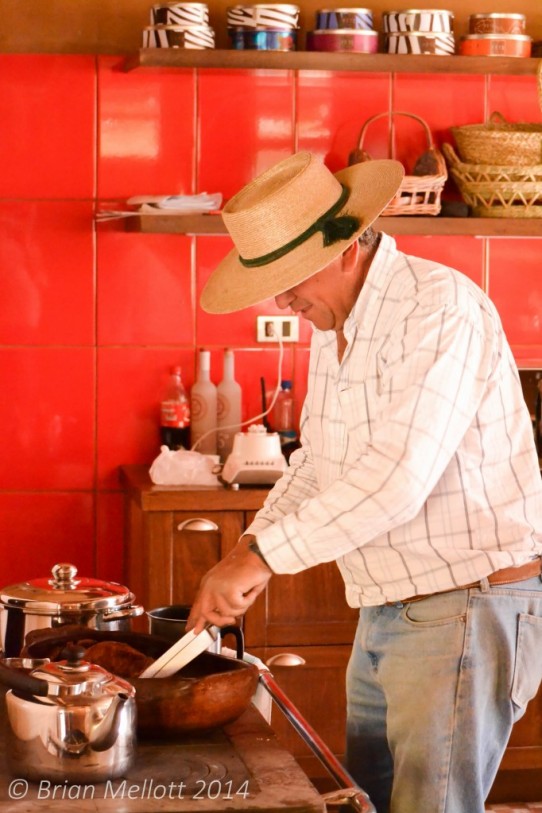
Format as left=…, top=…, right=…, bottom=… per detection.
left=386, top=558, right=542, bottom=606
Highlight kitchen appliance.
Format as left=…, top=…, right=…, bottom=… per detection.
left=0, top=644, right=136, bottom=782
left=0, top=563, right=144, bottom=657
left=221, top=424, right=287, bottom=485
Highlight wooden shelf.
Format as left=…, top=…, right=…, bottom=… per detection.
left=123, top=49, right=542, bottom=76
left=120, top=213, right=542, bottom=237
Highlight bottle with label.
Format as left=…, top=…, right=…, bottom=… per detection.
left=272, top=380, right=299, bottom=461
left=159, top=366, right=190, bottom=450
left=190, top=349, right=218, bottom=455
left=217, top=348, right=242, bottom=463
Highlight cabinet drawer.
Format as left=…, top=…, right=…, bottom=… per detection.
left=250, top=644, right=351, bottom=781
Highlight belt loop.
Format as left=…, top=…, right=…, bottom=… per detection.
left=479, top=577, right=490, bottom=593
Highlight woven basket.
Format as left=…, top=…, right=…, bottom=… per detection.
left=443, top=142, right=542, bottom=218
left=452, top=112, right=542, bottom=166
left=348, top=112, right=447, bottom=216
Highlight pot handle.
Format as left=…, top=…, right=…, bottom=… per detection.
left=101, top=604, right=145, bottom=622
left=0, top=658, right=49, bottom=696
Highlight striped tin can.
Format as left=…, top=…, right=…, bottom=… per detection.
left=468, top=13, right=526, bottom=36
left=226, top=4, right=299, bottom=30
left=385, top=31, right=455, bottom=54
left=151, top=3, right=209, bottom=26
left=306, top=29, right=378, bottom=52
left=315, top=8, right=374, bottom=31
left=382, top=9, right=454, bottom=33
left=142, top=24, right=215, bottom=48
left=228, top=28, right=297, bottom=49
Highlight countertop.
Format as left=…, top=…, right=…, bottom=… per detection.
left=0, top=702, right=325, bottom=813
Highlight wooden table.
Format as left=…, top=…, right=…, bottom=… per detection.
left=0, top=703, right=325, bottom=813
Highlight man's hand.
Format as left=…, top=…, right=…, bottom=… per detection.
left=186, top=535, right=272, bottom=634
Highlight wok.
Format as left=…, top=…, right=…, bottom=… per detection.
left=21, top=626, right=258, bottom=736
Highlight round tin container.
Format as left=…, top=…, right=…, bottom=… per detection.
left=143, top=24, right=215, bottom=48
left=228, top=28, right=297, bottom=49
left=315, top=8, right=374, bottom=31
left=226, top=4, right=299, bottom=30
left=382, top=9, right=454, bottom=33
left=468, top=13, right=526, bottom=36
left=459, top=34, right=531, bottom=58
left=151, top=2, right=209, bottom=26
left=307, top=29, right=378, bottom=52
left=385, top=31, right=455, bottom=54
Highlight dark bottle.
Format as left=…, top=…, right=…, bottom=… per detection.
left=160, top=366, right=190, bottom=450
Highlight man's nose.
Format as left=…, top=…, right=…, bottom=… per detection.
left=275, top=290, right=293, bottom=309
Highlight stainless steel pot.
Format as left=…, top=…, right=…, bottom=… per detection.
left=0, top=644, right=137, bottom=782
left=0, top=563, right=144, bottom=657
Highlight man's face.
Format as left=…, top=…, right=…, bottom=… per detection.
left=274, top=249, right=352, bottom=332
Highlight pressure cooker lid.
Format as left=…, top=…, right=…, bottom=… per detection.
left=0, top=563, right=136, bottom=612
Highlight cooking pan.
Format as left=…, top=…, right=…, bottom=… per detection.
left=21, top=626, right=258, bottom=736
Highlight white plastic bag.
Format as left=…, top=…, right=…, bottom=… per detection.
left=149, top=446, right=221, bottom=486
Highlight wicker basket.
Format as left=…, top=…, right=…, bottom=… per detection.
left=443, top=142, right=542, bottom=218
left=348, top=112, right=447, bottom=216
left=452, top=112, right=542, bottom=166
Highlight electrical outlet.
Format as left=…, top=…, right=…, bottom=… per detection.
left=256, top=315, right=299, bottom=342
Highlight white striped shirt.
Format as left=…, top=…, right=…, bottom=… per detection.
left=246, top=233, right=542, bottom=606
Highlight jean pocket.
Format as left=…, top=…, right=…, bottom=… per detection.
left=402, top=591, right=468, bottom=627
left=511, top=613, right=542, bottom=713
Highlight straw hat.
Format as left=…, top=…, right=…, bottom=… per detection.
left=200, top=151, right=404, bottom=314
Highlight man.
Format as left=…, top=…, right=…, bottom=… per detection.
left=187, top=151, right=542, bottom=813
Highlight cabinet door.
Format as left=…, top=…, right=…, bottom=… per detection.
left=170, top=510, right=244, bottom=606
left=126, top=508, right=243, bottom=612
left=244, top=513, right=359, bottom=648
left=250, top=644, right=352, bottom=784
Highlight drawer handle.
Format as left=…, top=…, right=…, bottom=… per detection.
left=177, top=518, right=219, bottom=532
left=266, top=653, right=306, bottom=667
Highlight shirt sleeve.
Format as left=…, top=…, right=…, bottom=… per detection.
left=244, top=400, right=320, bottom=548
left=254, top=301, right=498, bottom=574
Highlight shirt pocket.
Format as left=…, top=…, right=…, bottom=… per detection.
left=511, top=613, right=542, bottom=716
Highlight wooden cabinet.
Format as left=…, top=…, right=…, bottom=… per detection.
left=120, top=465, right=358, bottom=782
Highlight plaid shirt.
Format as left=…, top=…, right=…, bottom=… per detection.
left=247, top=233, right=542, bottom=606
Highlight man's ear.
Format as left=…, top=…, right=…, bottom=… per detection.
left=341, top=239, right=360, bottom=272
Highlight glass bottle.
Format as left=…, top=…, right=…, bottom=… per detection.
left=217, top=348, right=242, bottom=463
left=190, top=349, right=218, bottom=455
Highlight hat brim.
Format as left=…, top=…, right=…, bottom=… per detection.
left=200, top=159, right=404, bottom=314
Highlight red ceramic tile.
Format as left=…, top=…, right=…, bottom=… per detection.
left=0, top=492, right=94, bottom=584
left=198, top=69, right=295, bottom=202
left=0, top=202, right=94, bottom=345
left=97, top=57, right=195, bottom=199
left=97, top=347, right=196, bottom=488
left=487, top=75, right=542, bottom=123
left=97, top=228, right=194, bottom=345
left=0, top=348, right=94, bottom=490
left=487, top=239, right=542, bottom=359
left=394, top=235, right=485, bottom=288
left=394, top=74, right=486, bottom=161
left=195, top=236, right=312, bottom=347
left=292, top=346, right=310, bottom=429
left=0, top=55, right=95, bottom=199
left=297, top=71, right=391, bottom=170
left=96, top=492, right=125, bottom=585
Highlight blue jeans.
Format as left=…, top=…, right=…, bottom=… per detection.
left=345, top=575, right=542, bottom=813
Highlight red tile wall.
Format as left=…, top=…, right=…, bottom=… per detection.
left=0, top=54, right=540, bottom=591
